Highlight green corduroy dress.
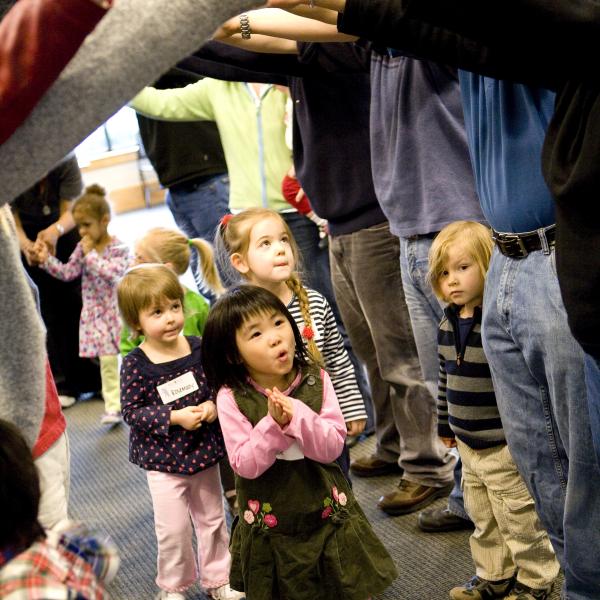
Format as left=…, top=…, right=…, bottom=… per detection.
left=229, top=366, right=398, bottom=600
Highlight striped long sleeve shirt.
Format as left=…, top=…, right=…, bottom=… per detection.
left=437, top=305, right=505, bottom=449
left=287, top=289, right=367, bottom=423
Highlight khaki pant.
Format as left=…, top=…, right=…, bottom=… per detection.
left=457, top=439, right=559, bottom=589
left=100, top=355, right=120, bottom=413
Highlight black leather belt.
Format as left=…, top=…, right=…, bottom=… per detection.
left=491, top=225, right=556, bottom=258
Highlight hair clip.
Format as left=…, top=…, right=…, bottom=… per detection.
left=302, top=326, right=315, bottom=340
left=220, top=214, right=233, bottom=229
left=187, top=239, right=194, bottom=247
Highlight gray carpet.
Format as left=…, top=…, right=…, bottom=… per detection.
left=65, top=397, right=562, bottom=600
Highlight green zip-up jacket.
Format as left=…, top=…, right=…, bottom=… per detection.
left=132, top=79, right=292, bottom=213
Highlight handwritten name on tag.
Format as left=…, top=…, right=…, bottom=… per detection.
left=276, top=441, right=304, bottom=461
left=157, top=371, right=198, bottom=404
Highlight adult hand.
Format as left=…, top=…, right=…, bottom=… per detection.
left=346, top=418, right=366, bottom=437
left=36, top=224, right=59, bottom=256
left=21, top=238, right=39, bottom=266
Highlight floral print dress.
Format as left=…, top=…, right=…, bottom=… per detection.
left=41, top=237, right=130, bottom=357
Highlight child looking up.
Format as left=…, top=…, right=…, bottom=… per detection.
left=217, top=208, right=367, bottom=474
left=0, top=419, right=119, bottom=598
left=117, top=264, right=243, bottom=600
left=201, top=285, right=397, bottom=600
left=428, top=221, right=559, bottom=600
left=120, top=226, right=224, bottom=356
left=36, top=184, right=129, bottom=425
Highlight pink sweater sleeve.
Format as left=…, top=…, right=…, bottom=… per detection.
left=283, top=370, right=346, bottom=463
left=217, top=387, right=293, bottom=480
left=216, top=370, right=346, bottom=479
left=0, top=0, right=110, bottom=144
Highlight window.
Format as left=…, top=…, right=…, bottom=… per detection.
left=75, top=106, right=140, bottom=164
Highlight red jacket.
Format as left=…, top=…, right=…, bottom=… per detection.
left=0, top=0, right=110, bottom=145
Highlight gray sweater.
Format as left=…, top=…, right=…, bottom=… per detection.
left=0, top=0, right=261, bottom=446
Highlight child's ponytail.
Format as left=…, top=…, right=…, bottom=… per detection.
left=286, top=274, right=324, bottom=368
left=188, top=238, right=226, bottom=298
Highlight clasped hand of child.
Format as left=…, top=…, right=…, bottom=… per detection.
left=170, top=400, right=217, bottom=431
left=267, top=387, right=294, bottom=428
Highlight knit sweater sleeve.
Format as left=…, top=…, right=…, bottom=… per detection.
left=131, top=79, right=216, bottom=122
left=436, top=352, right=453, bottom=439
left=317, top=292, right=367, bottom=423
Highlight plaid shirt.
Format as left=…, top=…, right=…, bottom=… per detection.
left=0, top=526, right=118, bottom=599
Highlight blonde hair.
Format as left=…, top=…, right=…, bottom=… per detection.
left=136, top=227, right=225, bottom=297
left=117, top=264, right=185, bottom=336
left=428, top=221, right=494, bottom=300
left=72, top=184, right=111, bottom=221
left=217, top=208, right=323, bottom=366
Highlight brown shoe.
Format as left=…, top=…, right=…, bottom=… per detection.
left=377, top=479, right=453, bottom=515
left=350, top=454, right=403, bottom=477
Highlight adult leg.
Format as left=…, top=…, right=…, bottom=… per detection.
left=187, top=465, right=231, bottom=591
left=330, top=223, right=455, bottom=496
left=166, top=174, right=230, bottom=302
left=400, top=236, right=469, bottom=524
left=584, top=353, right=600, bottom=467
left=147, top=471, right=198, bottom=593
left=483, top=248, right=600, bottom=600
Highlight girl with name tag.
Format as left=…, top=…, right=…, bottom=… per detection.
left=117, top=264, right=244, bottom=600
left=217, top=208, right=368, bottom=477
left=201, top=285, right=397, bottom=600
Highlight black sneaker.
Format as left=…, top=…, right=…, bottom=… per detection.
left=504, top=582, right=553, bottom=600
left=449, top=575, right=515, bottom=600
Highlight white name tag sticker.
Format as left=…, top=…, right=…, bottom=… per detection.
left=157, top=371, right=199, bottom=404
left=276, top=441, right=305, bottom=461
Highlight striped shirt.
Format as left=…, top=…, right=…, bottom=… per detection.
left=437, top=305, right=505, bottom=449
left=287, top=289, right=367, bottom=423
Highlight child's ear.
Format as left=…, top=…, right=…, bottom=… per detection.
left=230, top=253, right=249, bottom=275
left=101, top=213, right=110, bottom=227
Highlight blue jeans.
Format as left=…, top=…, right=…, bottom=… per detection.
left=585, top=353, right=600, bottom=468
left=166, top=174, right=230, bottom=303
left=400, top=236, right=468, bottom=519
left=483, top=247, right=599, bottom=600
left=330, top=223, right=455, bottom=487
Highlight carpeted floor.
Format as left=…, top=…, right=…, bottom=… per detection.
left=66, top=397, right=562, bottom=600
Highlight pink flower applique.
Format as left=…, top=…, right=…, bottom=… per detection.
left=245, top=500, right=278, bottom=531
left=322, top=486, right=350, bottom=519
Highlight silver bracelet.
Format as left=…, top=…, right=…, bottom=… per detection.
left=239, top=13, right=251, bottom=39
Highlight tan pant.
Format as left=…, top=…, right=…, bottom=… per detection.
left=100, top=355, right=120, bottom=413
left=457, top=439, right=559, bottom=589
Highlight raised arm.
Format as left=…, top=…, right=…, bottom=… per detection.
left=214, top=7, right=355, bottom=54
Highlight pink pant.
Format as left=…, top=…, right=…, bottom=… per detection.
left=146, top=465, right=231, bottom=593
